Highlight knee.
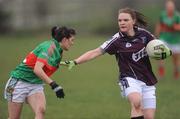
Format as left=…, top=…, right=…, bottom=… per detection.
left=144, top=115, right=154, bottom=119
left=128, top=93, right=142, bottom=111
left=131, top=101, right=142, bottom=110
left=36, top=106, right=46, bottom=115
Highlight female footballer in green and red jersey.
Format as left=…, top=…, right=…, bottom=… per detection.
left=155, top=0, right=180, bottom=79
left=4, top=26, right=76, bottom=119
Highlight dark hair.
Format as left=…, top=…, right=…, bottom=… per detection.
left=118, top=7, right=148, bottom=27
left=51, top=26, right=76, bottom=42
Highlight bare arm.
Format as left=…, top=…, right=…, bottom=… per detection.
left=173, top=24, right=180, bottom=31
left=75, top=47, right=104, bottom=64
left=154, top=23, right=161, bottom=37
left=34, top=61, right=65, bottom=98
left=33, top=61, right=53, bottom=84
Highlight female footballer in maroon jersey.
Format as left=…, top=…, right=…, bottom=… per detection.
left=61, top=8, right=171, bottom=119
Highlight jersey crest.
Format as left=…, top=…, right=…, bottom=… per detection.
left=125, top=42, right=132, bottom=48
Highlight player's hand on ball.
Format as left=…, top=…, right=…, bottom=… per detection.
left=60, top=60, right=77, bottom=70
left=50, top=81, right=65, bottom=99
left=146, top=39, right=172, bottom=60
left=153, top=45, right=172, bottom=60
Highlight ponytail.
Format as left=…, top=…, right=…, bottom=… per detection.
left=51, top=26, right=59, bottom=39
left=134, top=10, right=147, bottom=27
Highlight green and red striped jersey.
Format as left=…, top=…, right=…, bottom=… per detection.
left=10, top=39, right=63, bottom=84
left=159, top=10, right=180, bottom=44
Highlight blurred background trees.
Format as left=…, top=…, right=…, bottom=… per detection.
left=0, top=0, right=179, bottom=35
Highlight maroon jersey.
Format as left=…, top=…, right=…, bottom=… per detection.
left=100, top=27, right=157, bottom=86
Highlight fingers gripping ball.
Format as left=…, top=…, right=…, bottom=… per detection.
left=146, top=39, right=172, bottom=60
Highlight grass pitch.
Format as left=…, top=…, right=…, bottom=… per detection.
left=0, top=34, right=179, bottom=119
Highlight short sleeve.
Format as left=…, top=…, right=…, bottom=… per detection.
left=159, top=11, right=164, bottom=23
left=100, top=36, right=118, bottom=55
left=147, top=32, right=155, bottom=41
left=176, top=12, right=180, bottom=23
left=33, top=42, right=52, bottom=64
left=38, top=46, right=50, bottom=59
left=143, top=30, right=155, bottom=45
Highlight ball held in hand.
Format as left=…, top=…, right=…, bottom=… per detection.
left=146, top=39, right=172, bottom=60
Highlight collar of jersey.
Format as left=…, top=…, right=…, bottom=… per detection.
left=120, top=27, right=140, bottom=41
left=52, top=39, right=63, bottom=53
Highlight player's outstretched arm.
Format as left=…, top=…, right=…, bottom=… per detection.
left=75, top=47, right=103, bottom=64
left=60, top=47, right=103, bottom=70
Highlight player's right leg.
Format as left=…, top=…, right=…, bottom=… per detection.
left=172, top=53, right=179, bottom=79
left=158, top=60, right=165, bottom=79
left=8, top=102, right=23, bottom=119
left=4, top=77, right=26, bottom=119
left=128, top=92, right=144, bottom=118
left=119, top=77, right=144, bottom=119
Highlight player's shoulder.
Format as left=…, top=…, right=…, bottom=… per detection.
left=111, top=32, right=124, bottom=40
left=174, top=11, right=180, bottom=17
left=40, top=40, right=53, bottom=46
left=101, top=32, right=121, bottom=47
left=160, top=10, right=166, bottom=16
left=35, top=40, right=53, bottom=51
left=112, top=32, right=120, bottom=38
left=107, top=32, right=122, bottom=43
left=137, top=27, right=155, bottom=40
left=137, top=27, right=152, bottom=35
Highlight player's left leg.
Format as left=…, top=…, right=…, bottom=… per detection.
left=143, top=108, right=155, bottom=119
left=172, top=53, right=179, bottom=79
left=142, top=85, right=156, bottom=119
left=27, top=92, right=46, bottom=119
left=169, top=44, right=180, bottom=79
left=26, top=84, right=46, bottom=119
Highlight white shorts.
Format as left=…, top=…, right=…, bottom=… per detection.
left=119, top=77, right=156, bottom=109
left=4, top=77, right=44, bottom=103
